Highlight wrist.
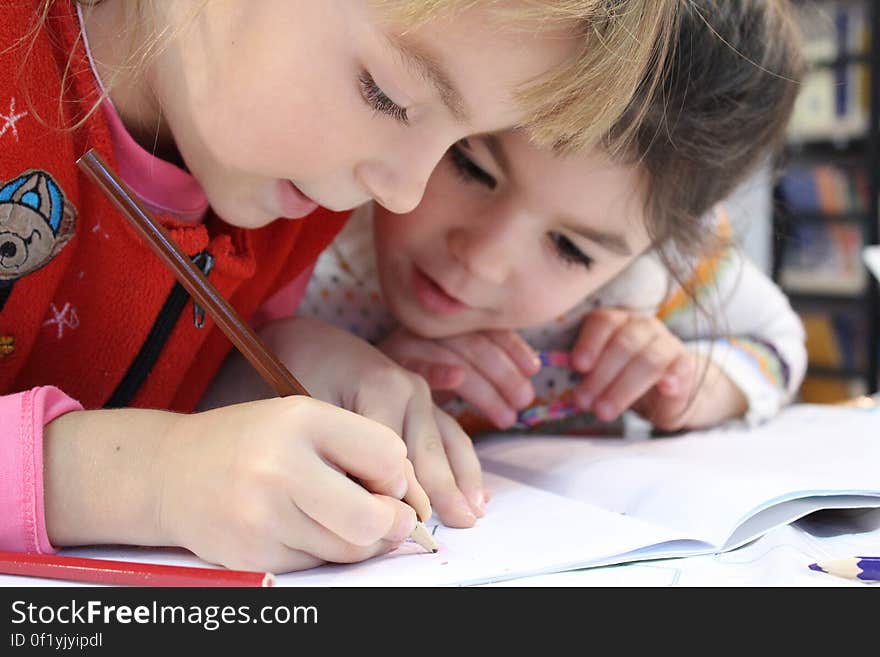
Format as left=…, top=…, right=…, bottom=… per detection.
left=43, top=408, right=182, bottom=548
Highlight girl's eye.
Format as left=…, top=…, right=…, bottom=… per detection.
left=448, top=143, right=497, bottom=189
left=548, top=232, right=594, bottom=269
left=358, top=71, right=408, bottom=125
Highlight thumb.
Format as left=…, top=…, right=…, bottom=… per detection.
left=375, top=495, right=420, bottom=544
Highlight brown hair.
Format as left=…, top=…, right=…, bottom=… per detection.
left=613, top=0, right=804, bottom=271
left=394, top=0, right=681, bottom=153
left=608, top=0, right=804, bottom=420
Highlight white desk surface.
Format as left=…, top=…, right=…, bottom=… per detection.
left=2, top=507, right=877, bottom=587
left=5, top=398, right=879, bottom=588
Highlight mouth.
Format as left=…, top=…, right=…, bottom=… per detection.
left=410, top=265, right=470, bottom=315
left=275, top=180, right=319, bottom=219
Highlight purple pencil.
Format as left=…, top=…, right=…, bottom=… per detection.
left=808, top=556, right=880, bottom=582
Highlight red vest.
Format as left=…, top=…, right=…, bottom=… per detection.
left=0, top=1, right=348, bottom=411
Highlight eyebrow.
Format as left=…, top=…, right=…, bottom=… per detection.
left=561, top=220, right=632, bottom=257
left=480, top=135, right=633, bottom=257
left=386, top=34, right=470, bottom=124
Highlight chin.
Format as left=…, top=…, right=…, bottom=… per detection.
left=397, top=312, right=463, bottom=340
left=210, top=196, right=276, bottom=229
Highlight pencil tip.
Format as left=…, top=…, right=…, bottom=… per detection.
left=432, top=548, right=438, bottom=553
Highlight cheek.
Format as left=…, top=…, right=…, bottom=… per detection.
left=374, top=211, right=414, bottom=255
left=186, top=55, right=358, bottom=179
left=196, top=95, right=349, bottom=177
left=375, top=196, right=454, bottom=254
left=506, top=269, right=602, bottom=326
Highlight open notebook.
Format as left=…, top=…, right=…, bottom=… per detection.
left=21, top=403, right=880, bottom=587
left=279, top=403, right=880, bottom=586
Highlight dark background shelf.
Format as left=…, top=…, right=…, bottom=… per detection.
left=811, top=52, right=870, bottom=67
left=785, top=290, right=867, bottom=305
left=808, top=365, right=868, bottom=378
left=772, top=0, right=879, bottom=398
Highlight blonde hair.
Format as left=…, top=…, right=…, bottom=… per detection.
left=384, top=1, right=679, bottom=153
left=27, top=0, right=677, bottom=153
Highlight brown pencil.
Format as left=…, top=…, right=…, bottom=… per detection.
left=76, top=148, right=437, bottom=555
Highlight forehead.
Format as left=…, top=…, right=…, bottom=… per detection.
left=500, top=131, right=651, bottom=241
left=386, top=5, right=581, bottom=132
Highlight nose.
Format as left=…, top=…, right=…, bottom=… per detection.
left=355, top=135, right=448, bottom=214
left=355, top=160, right=432, bottom=214
left=0, top=241, right=16, bottom=258
left=446, top=218, right=516, bottom=286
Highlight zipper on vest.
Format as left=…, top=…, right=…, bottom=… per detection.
left=104, top=250, right=215, bottom=409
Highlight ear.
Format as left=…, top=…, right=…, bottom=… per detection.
left=9, top=172, right=50, bottom=216
left=48, top=199, right=78, bottom=258
left=57, top=198, right=77, bottom=241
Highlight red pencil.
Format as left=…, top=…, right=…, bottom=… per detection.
left=0, top=550, right=274, bottom=587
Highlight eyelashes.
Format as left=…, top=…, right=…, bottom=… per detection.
left=358, top=71, right=409, bottom=125
left=449, top=143, right=594, bottom=270
left=547, top=232, right=594, bottom=270
left=449, top=143, right=497, bottom=189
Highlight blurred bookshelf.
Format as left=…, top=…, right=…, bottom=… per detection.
left=773, top=0, right=880, bottom=402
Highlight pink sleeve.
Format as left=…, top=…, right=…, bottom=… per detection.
left=0, top=387, right=82, bottom=554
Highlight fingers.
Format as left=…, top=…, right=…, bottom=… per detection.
left=403, top=384, right=479, bottom=528
left=483, top=330, right=542, bottom=377
left=657, top=352, right=696, bottom=397
left=305, top=400, right=410, bottom=494
left=434, top=407, right=485, bottom=516
left=401, top=457, right=432, bottom=523
left=200, top=483, right=413, bottom=574
left=574, top=312, right=657, bottom=412
left=588, top=332, right=680, bottom=421
left=285, top=495, right=416, bottom=564
left=380, top=329, right=468, bottom=390
left=450, top=366, right=522, bottom=429
left=632, top=354, right=698, bottom=430
left=291, top=448, right=412, bottom=546
left=443, top=333, right=536, bottom=411
left=572, top=308, right=629, bottom=371
left=400, top=358, right=467, bottom=390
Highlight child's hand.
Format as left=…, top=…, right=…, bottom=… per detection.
left=379, top=327, right=542, bottom=429
left=161, top=398, right=426, bottom=572
left=571, top=308, right=747, bottom=430
left=257, top=318, right=485, bottom=528
left=43, top=400, right=423, bottom=574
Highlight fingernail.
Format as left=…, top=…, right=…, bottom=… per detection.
left=468, top=490, right=486, bottom=517
left=516, top=384, right=535, bottom=408
left=497, top=408, right=517, bottom=428
left=457, top=498, right=477, bottom=524
left=528, top=354, right=542, bottom=374
left=575, top=352, right=594, bottom=371
left=392, top=477, right=408, bottom=499
left=595, top=400, right=615, bottom=421
left=662, top=376, right=678, bottom=394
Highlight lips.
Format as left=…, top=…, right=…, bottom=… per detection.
left=410, top=265, right=469, bottom=315
left=276, top=179, right=318, bottom=219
